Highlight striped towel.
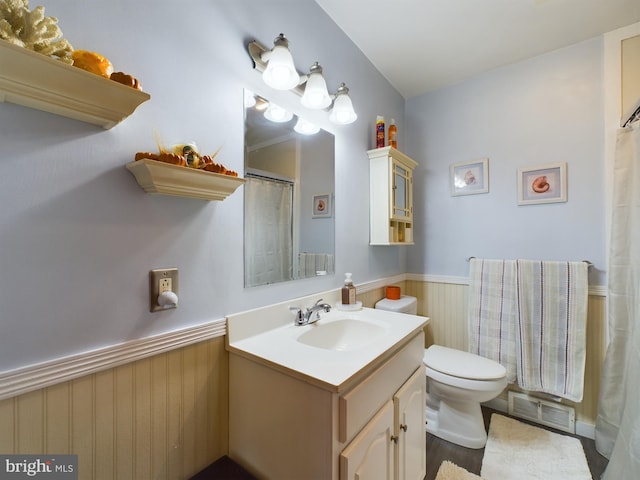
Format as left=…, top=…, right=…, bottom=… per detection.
left=515, top=260, right=589, bottom=402
left=298, top=253, right=335, bottom=277
left=468, top=259, right=518, bottom=383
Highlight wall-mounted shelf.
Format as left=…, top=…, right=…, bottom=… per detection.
left=0, top=40, right=150, bottom=129
left=126, top=159, right=246, bottom=201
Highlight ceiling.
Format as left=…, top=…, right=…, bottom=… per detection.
left=314, top=0, right=640, bottom=99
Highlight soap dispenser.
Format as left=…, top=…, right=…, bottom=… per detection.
left=342, top=272, right=356, bottom=305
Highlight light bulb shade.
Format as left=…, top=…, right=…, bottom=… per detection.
left=262, top=44, right=300, bottom=90
left=243, top=89, right=256, bottom=108
left=264, top=104, right=293, bottom=123
left=301, top=65, right=331, bottom=109
left=329, top=86, right=357, bottom=125
left=294, top=117, right=320, bottom=135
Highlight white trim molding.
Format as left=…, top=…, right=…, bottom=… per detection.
left=406, top=273, right=606, bottom=296
left=0, top=272, right=605, bottom=401
left=0, top=318, right=226, bottom=401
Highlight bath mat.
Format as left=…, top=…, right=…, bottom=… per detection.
left=435, top=460, right=483, bottom=480
left=481, top=414, right=591, bottom=479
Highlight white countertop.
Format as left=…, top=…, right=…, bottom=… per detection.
left=227, top=300, right=429, bottom=392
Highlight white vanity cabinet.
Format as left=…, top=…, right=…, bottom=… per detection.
left=368, top=147, right=419, bottom=245
left=340, top=366, right=426, bottom=480
left=228, top=330, right=426, bottom=480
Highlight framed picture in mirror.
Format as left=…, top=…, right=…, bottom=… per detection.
left=312, top=193, right=332, bottom=218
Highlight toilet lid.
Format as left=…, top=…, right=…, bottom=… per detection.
left=423, top=345, right=506, bottom=380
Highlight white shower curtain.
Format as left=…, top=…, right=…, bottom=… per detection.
left=595, top=121, right=640, bottom=478
left=244, top=176, right=293, bottom=287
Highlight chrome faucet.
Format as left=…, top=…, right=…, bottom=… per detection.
left=290, top=298, right=332, bottom=326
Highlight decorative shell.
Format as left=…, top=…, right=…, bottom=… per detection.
left=0, top=0, right=73, bottom=63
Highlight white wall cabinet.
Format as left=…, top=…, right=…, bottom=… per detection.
left=229, top=332, right=426, bottom=480
left=368, top=147, right=419, bottom=245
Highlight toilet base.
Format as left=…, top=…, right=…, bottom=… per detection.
left=425, top=395, right=487, bottom=449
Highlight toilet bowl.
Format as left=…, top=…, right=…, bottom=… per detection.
left=374, top=296, right=507, bottom=449
left=423, top=345, right=507, bottom=449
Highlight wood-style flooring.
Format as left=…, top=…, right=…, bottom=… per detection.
left=425, top=407, right=609, bottom=480
left=191, top=407, right=609, bottom=479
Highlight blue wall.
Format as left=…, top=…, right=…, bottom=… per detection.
left=406, top=37, right=606, bottom=285
left=0, top=1, right=610, bottom=372
left=0, top=0, right=405, bottom=371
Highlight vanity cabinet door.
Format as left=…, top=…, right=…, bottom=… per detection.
left=340, top=400, right=395, bottom=480
left=394, top=366, right=426, bottom=480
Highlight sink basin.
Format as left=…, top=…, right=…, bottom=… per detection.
left=296, top=319, right=386, bottom=351
left=227, top=300, right=429, bottom=391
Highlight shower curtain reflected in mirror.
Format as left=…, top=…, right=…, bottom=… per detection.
left=244, top=175, right=294, bottom=287
left=595, top=121, right=640, bottom=478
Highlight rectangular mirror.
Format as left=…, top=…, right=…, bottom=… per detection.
left=244, top=90, right=335, bottom=288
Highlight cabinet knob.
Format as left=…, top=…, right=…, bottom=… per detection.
left=390, top=435, right=399, bottom=444
left=400, top=424, right=408, bottom=432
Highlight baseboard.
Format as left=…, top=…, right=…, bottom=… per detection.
left=483, top=397, right=595, bottom=440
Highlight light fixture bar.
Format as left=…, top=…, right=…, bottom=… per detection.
left=248, top=34, right=357, bottom=125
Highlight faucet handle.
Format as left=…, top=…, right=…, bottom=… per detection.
left=289, top=306, right=303, bottom=324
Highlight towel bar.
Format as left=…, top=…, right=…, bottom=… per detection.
left=466, top=257, right=593, bottom=269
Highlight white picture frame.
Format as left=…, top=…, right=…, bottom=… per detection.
left=312, top=193, right=332, bottom=218
left=450, top=158, right=489, bottom=196
left=517, top=162, right=567, bottom=205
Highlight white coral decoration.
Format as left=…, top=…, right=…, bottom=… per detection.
left=0, top=0, right=73, bottom=63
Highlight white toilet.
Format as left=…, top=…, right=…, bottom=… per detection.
left=423, top=345, right=506, bottom=448
left=375, top=295, right=507, bottom=449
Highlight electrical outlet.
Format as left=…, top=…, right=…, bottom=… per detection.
left=149, top=268, right=179, bottom=312
left=159, top=277, right=172, bottom=293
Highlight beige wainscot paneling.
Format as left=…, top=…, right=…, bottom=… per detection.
left=0, top=337, right=228, bottom=480
left=406, top=280, right=468, bottom=351
left=404, top=279, right=606, bottom=426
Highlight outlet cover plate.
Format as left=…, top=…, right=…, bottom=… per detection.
left=149, top=268, right=179, bottom=312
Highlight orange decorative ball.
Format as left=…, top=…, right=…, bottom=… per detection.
left=71, top=50, right=114, bottom=78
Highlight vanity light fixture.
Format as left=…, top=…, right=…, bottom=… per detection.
left=264, top=103, right=293, bottom=123
left=300, top=62, right=332, bottom=109
left=243, top=89, right=257, bottom=108
left=248, top=34, right=357, bottom=125
left=328, top=83, right=358, bottom=125
left=259, top=33, right=300, bottom=90
left=294, top=117, right=320, bottom=135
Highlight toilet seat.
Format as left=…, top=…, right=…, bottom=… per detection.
left=423, top=345, right=506, bottom=380
left=425, top=365, right=506, bottom=392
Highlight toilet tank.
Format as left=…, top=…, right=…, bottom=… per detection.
left=374, top=295, right=417, bottom=315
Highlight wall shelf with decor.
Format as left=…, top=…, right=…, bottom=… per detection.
left=368, top=146, right=419, bottom=245
left=126, top=159, right=246, bottom=201
left=0, top=40, right=150, bottom=129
